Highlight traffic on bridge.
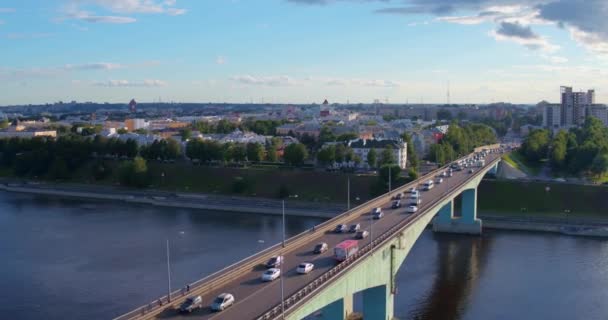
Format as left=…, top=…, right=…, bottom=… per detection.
left=116, top=145, right=510, bottom=320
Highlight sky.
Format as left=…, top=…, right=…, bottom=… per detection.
left=1, top=0, right=608, bottom=106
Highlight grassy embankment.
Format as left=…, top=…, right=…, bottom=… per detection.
left=478, top=180, right=608, bottom=219
left=501, top=151, right=542, bottom=176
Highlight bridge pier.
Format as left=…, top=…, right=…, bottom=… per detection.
left=433, top=188, right=482, bottom=235
left=362, top=285, right=391, bottom=320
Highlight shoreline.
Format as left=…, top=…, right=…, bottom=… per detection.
left=2, top=181, right=607, bottom=237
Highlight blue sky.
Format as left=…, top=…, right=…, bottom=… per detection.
left=1, top=0, right=608, bottom=105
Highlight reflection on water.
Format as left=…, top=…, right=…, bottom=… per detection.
left=1, top=192, right=607, bottom=320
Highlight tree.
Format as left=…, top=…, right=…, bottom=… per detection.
left=408, top=168, right=418, bottom=180
left=367, top=148, right=377, bottom=168
left=550, top=130, right=568, bottom=170
left=317, top=146, right=336, bottom=164
left=0, top=119, right=8, bottom=129
left=336, top=132, right=358, bottom=142
left=379, top=146, right=395, bottom=166
left=246, top=143, right=265, bottom=162
left=401, top=132, right=418, bottom=169
left=283, top=143, right=308, bottom=166
left=181, top=128, right=192, bottom=141
left=379, top=164, right=401, bottom=189
left=591, top=151, right=608, bottom=176
left=119, top=156, right=148, bottom=187
left=266, top=143, right=278, bottom=162
left=521, top=129, right=550, bottom=162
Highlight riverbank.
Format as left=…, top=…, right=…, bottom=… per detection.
left=0, top=181, right=343, bottom=218
left=2, top=179, right=608, bottom=236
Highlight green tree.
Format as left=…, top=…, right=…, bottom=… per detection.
left=246, top=142, right=265, bottom=162
left=550, top=130, right=568, bottom=170
left=283, top=143, right=308, bottom=166
left=401, top=132, right=418, bottom=169
left=119, top=156, right=148, bottom=187
left=266, top=143, right=278, bottom=162
left=379, top=146, right=395, bottom=166
left=367, top=148, right=377, bottom=168
left=408, top=167, right=418, bottom=180
left=379, top=164, right=401, bottom=190
left=317, top=146, right=336, bottom=164
left=437, top=109, right=453, bottom=120
left=521, top=129, right=550, bottom=162
left=181, top=128, right=192, bottom=141
left=0, top=119, right=9, bottom=129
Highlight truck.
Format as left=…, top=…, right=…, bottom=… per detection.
left=334, top=240, right=359, bottom=262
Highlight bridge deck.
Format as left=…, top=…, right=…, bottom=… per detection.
left=118, top=150, right=503, bottom=320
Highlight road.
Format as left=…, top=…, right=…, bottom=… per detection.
left=139, top=151, right=503, bottom=320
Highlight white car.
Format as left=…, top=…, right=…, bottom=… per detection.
left=406, top=205, right=418, bottom=213
left=436, top=178, right=443, bottom=184
left=210, top=293, right=235, bottom=312
left=261, top=268, right=281, bottom=282
left=296, top=262, right=314, bottom=274
left=265, top=256, right=283, bottom=268
left=409, top=187, right=417, bottom=193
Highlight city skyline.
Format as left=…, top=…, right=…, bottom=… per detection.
left=1, top=0, right=608, bottom=105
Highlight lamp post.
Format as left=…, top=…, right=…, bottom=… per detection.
left=166, top=239, right=172, bottom=302
left=347, top=177, right=351, bottom=210
left=280, top=194, right=298, bottom=319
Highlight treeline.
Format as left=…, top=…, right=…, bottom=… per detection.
left=0, top=135, right=184, bottom=180
left=428, top=123, right=497, bottom=165
left=185, top=138, right=309, bottom=166
left=192, top=119, right=286, bottom=135
left=521, top=117, right=608, bottom=177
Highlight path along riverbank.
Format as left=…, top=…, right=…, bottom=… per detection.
left=1, top=180, right=607, bottom=237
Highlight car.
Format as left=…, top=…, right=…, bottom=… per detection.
left=313, top=242, right=328, bottom=254
left=334, top=224, right=347, bottom=233
left=261, top=268, right=281, bottom=282
left=436, top=178, right=443, bottom=184
left=468, top=169, right=474, bottom=174
left=395, top=193, right=403, bottom=200
left=441, top=171, right=448, bottom=177
left=296, top=262, right=315, bottom=274
left=210, top=293, right=235, bottom=312
left=409, top=198, right=422, bottom=206
left=373, top=210, right=384, bottom=219
left=392, top=200, right=401, bottom=209
left=448, top=171, right=454, bottom=177
left=179, top=295, right=203, bottom=313
left=355, top=230, right=369, bottom=239
left=265, top=256, right=283, bottom=268
left=406, top=205, right=418, bottom=213
left=372, top=207, right=382, bottom=215
left=409, top=187, right=417, bottom=193
left=349, top=224, right=361, bottom=233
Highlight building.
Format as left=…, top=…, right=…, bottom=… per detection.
left=587, top=104, right=608, bottom=126
left=0, top=129, right=57, bottom=138
left=560, top=86, right=595, bottom=126
left=125, top=118, right=149, bottom=131
left=542, top=104, right=561, bottom=128
left=347, top=139, right=407, bottom=169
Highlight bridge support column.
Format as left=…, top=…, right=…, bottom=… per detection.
left=433, top=189, right=482, bottom=235
left=488, top=162, right=498, bottom=175
left=362, top=285, right=392, bottom=320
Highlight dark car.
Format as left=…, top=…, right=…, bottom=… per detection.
left=391, top=200, right=401, bottom=209
left=313, top=242, right=328, bottom=254
left=334, top=224, right=347, bottom=233
left=265, top=256, right=284, bottom=268
left=179, top=296, right=203, bottom=313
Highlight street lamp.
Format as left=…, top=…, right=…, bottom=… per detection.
left=347, top=177, right=351, bottom=210
left=165, top=231, right=185, bottom=303
left=281, top=194, right=298, bottom=319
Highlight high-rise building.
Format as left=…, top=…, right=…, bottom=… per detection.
left=543, top=104, right=561, bottom=128
left=587, top=104, right=608, bottom=126
left=560, top=86, right=595, bottom=126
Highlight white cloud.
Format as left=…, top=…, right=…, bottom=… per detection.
left=569, top=27, right=608, bottom=56
left=63, top=62, right=124, bottom=70
left=94, top=79, right=168, bottom=87
left=490, top=29, right=559, bottom=53
left=231, top=75, right=297, bottom=86
left=64, top=0, right=186, bottom=23
left=67, top=10, right=137, bottom=24
left=540, top=55, right=568, bottom=64
left=216, top=56, right=226, bottom=65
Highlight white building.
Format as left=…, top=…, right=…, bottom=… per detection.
left=542, top=104, right=561, bottom=128
left=586, top=104, right=608, bottom=126
left=348, top=139, right=407, bottom=169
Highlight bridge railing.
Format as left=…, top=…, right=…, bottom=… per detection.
left=114, top=146, right=501, bottom=320
left=254, top=155, right=502, bottom=320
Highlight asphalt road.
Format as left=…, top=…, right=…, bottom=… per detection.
left=144, top=152, right=503, bottom=320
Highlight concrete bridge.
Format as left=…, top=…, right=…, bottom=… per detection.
left=115, top=147, right=504, bottom=320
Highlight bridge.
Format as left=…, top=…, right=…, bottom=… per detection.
left=115, top=146, right=504, bottom=320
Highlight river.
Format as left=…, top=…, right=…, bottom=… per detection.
left=0, top=192, right=606, bottom=320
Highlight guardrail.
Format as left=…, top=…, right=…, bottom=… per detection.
left=254, top=156, right=502, bottom=320
left=114, top=146, right=500, bottom=320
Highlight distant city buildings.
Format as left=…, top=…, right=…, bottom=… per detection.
left=348, top=138, right=407, bottom=169
left=542, top=86, right=607, bottom=129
